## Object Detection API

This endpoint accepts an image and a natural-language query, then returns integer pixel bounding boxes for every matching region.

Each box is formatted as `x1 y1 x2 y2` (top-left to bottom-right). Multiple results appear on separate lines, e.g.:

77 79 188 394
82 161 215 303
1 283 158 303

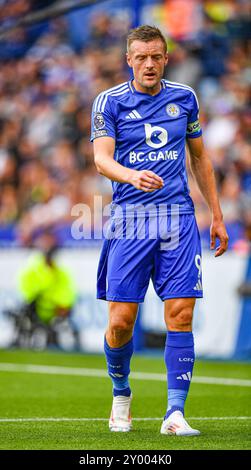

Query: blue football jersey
91 79 202 214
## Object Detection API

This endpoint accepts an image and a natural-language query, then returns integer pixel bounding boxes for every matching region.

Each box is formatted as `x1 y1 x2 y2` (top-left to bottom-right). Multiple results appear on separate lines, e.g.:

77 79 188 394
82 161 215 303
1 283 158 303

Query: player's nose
145 56 154 68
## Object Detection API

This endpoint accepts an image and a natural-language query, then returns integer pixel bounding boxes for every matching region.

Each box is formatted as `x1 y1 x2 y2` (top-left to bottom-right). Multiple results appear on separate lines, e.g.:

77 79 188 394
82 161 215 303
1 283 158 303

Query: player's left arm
187 135 229 257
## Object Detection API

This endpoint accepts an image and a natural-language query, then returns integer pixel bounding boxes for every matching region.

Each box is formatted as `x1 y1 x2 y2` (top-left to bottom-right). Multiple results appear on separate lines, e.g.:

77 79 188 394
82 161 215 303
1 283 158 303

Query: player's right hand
130 170 164 192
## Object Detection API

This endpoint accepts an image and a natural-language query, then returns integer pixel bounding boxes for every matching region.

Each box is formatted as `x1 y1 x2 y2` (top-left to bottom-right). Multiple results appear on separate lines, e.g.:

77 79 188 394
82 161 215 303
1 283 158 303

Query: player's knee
109 317 134 335
168 306 193 330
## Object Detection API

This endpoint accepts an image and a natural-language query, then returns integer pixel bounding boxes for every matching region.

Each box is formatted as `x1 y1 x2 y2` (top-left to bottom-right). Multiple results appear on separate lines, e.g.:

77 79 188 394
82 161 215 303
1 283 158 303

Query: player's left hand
210 219 229 257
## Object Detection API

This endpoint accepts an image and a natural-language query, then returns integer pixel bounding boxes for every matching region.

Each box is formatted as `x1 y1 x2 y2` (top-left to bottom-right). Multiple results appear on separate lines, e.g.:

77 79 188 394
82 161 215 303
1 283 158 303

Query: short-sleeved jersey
91 79 202 214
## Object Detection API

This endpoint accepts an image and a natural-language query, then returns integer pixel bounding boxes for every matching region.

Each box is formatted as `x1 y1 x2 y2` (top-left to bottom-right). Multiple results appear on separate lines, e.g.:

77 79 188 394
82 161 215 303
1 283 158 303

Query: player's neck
132 79 162 96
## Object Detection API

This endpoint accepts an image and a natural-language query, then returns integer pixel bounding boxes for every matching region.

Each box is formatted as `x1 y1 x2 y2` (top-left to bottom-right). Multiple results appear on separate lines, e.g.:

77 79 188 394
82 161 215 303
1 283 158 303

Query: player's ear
126 52 132 68
164 52 168 66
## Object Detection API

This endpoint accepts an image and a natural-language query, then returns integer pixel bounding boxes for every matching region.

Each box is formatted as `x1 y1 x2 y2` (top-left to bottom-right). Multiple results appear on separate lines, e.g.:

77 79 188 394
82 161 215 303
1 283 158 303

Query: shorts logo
166 103 180 117
195 254 202 276
193 254 202 291
94 112 105 130
144 123 168 149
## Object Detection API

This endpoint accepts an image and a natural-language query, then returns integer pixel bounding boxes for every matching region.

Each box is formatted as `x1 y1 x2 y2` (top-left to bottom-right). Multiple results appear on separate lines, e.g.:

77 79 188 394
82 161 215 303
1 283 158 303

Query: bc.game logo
144 123 168 149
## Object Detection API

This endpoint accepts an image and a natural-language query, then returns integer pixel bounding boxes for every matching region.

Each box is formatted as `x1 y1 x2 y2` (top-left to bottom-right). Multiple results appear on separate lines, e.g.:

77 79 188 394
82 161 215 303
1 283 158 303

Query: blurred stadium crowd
0 0 250 249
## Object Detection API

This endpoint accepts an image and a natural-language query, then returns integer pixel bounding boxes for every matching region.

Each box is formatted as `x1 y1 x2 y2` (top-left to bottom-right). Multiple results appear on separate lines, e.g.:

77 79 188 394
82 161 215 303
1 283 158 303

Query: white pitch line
0 417 250 423
0 363 250 387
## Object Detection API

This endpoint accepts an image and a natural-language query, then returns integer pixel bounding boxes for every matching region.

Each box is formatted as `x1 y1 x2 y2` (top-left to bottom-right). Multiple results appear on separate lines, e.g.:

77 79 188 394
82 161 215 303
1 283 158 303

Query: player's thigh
108 301 139 331
153 214 203 300
107 236 157 302
164 297 196 331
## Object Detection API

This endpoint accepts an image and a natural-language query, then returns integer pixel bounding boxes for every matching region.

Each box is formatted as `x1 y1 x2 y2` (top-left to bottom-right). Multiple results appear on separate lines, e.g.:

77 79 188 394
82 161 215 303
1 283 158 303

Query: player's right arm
94 136 164 192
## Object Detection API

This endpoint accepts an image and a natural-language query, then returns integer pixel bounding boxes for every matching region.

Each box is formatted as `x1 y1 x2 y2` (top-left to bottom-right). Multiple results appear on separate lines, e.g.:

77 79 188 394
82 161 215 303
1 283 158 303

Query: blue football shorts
97 213 203 302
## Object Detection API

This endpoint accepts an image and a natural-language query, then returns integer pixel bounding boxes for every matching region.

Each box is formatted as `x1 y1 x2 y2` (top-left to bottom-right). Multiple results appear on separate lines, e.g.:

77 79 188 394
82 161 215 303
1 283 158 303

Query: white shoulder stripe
164 79 194 91
100 88 129 112
95 85 129 113
164 80 199 108
94 83 128 112
95 84 128 112
94 82 128 112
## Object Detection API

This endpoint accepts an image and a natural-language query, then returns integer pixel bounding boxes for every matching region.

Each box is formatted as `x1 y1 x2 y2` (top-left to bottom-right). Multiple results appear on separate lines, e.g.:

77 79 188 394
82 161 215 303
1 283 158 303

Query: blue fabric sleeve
186 91 202 139
90 94 116 141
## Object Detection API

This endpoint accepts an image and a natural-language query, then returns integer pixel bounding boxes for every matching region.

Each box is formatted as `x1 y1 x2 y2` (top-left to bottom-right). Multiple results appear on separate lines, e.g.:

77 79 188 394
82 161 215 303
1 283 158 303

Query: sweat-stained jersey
91 79 202 214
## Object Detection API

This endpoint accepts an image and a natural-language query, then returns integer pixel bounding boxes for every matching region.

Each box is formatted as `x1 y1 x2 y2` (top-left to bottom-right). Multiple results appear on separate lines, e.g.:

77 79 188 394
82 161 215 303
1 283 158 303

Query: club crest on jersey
166 103 180 118
94 112 105 130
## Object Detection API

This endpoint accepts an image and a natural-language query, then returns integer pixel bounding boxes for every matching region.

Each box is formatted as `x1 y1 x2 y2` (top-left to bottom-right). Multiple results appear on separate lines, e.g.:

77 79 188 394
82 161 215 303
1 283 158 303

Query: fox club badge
94 112 106 130
166 103 180 118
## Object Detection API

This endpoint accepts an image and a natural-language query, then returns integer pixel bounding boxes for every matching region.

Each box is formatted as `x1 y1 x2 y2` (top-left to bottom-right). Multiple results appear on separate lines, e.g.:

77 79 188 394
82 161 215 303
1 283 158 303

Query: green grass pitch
0 349 250 450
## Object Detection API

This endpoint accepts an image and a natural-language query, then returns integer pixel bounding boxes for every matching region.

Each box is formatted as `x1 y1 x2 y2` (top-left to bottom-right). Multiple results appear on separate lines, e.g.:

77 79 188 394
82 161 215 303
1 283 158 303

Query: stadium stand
0 0 250 251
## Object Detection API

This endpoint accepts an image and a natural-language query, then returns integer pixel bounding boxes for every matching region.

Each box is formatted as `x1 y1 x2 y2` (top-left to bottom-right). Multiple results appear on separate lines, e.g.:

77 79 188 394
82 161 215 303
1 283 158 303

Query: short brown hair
127 25 167 53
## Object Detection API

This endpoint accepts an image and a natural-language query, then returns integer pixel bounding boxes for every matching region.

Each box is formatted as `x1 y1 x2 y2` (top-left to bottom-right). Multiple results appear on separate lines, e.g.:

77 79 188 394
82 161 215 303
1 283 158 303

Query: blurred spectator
0 0 250 250
15 232 77 348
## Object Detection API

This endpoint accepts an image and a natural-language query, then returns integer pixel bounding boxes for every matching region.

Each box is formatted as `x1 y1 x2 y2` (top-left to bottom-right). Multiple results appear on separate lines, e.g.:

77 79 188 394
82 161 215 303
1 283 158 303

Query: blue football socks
164 331 195 418
104 336 133 397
